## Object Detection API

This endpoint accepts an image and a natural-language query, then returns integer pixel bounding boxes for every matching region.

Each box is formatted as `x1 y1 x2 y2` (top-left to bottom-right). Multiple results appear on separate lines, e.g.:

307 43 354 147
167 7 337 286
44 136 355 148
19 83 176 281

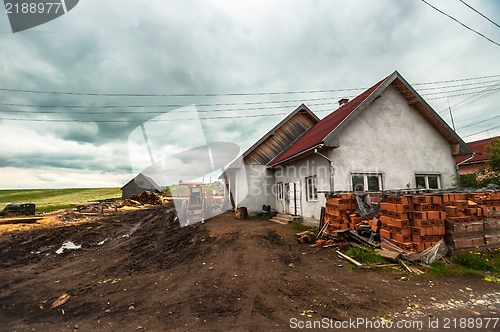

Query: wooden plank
0 217 43 224
374 249 401 261
348 230 379 248
399 259 413 273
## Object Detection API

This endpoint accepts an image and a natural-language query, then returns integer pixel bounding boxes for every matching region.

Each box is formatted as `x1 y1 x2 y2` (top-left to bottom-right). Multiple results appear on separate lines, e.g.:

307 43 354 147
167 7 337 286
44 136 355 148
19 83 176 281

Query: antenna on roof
447 99 456 132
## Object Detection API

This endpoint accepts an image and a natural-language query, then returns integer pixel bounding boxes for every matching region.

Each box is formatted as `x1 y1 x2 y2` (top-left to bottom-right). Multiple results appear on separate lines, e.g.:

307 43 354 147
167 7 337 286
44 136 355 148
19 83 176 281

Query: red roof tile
269 76 388 166
455 137 497 164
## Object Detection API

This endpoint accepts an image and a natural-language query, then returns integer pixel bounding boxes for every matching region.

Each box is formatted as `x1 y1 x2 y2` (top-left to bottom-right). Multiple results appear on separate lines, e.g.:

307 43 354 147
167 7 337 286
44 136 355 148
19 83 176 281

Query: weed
345 247 386 265
289 223 317 232
428 260 486 277
453 252 496 272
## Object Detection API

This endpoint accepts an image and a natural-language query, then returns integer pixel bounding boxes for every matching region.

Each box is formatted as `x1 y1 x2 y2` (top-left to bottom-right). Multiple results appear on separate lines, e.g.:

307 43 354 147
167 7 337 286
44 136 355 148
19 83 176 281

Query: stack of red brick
444 192 500 248
323 192 500 253
379 195 446 253
324 194 358 231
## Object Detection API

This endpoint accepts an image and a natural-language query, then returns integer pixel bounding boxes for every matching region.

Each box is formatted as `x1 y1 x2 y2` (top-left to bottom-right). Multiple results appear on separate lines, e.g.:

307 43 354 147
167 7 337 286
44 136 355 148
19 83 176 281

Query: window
277 182 284 200
351 174 382 192
306 176 318 201
415 174 440 189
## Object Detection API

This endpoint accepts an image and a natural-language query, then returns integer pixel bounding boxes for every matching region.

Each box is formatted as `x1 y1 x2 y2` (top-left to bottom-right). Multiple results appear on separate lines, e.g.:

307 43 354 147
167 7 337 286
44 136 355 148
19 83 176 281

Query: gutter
455 152 475 175
314 147 334 194
268 143 324 168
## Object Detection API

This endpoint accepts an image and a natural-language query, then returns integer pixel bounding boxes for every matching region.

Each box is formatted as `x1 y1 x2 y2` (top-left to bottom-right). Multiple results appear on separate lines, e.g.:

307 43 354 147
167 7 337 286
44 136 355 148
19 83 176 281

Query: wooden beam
450 143 460 155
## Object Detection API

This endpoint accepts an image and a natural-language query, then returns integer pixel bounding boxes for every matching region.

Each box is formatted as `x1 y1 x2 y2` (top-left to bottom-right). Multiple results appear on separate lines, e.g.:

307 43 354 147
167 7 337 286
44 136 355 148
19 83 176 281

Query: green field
0 188 122 213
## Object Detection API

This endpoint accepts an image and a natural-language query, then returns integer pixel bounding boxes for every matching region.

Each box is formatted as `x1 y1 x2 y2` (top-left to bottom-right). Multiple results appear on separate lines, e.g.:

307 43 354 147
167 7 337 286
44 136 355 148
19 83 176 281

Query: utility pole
447 99 456 132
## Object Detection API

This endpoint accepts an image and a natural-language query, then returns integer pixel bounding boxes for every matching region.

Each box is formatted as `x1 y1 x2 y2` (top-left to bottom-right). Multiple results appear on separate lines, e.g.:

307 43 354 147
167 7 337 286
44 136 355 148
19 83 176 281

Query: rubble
296 231 315 244
116 190 165 208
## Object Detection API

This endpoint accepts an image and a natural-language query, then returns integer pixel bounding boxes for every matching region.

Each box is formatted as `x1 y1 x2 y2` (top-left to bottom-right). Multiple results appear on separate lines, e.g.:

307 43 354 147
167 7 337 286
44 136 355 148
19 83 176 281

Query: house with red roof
221 71 472 224
455 137 497 174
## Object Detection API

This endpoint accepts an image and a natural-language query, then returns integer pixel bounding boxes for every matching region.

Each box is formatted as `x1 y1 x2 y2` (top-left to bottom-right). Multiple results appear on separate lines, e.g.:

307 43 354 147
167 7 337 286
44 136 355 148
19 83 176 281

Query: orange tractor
178 182 212 226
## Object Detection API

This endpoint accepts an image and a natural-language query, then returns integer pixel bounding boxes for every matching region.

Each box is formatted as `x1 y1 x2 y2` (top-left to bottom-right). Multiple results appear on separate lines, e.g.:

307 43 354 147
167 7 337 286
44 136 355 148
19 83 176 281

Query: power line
438 82 500 114
457 114 500 130
463 124 500 138
1 73 500 97
1 79 499 113
411 78 500 91
0 97 337 110
0 109 337 122
410 74 500 86
420 0 500 47
0 101 344 115
0 86 495 115
0 87 365 97
459 0 500 29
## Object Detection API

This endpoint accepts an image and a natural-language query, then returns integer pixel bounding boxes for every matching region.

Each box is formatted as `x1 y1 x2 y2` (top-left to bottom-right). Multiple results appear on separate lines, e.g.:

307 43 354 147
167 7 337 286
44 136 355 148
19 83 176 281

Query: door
288 181 301 216
283 182 295 214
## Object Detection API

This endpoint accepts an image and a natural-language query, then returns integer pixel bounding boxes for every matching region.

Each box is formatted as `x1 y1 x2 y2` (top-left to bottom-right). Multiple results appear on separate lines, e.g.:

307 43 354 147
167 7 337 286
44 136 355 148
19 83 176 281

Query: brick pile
324 194 357 231
379 195 446 254
323 192 500 253
444 192 500 249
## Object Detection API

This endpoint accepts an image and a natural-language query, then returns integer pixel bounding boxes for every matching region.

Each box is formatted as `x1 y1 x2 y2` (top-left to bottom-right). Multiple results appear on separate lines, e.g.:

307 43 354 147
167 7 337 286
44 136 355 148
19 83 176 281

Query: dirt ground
0 205 499 331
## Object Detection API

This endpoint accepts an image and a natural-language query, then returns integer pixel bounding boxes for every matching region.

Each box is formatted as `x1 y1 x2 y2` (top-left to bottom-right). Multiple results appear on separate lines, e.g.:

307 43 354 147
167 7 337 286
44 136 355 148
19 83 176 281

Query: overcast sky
0 0 499 189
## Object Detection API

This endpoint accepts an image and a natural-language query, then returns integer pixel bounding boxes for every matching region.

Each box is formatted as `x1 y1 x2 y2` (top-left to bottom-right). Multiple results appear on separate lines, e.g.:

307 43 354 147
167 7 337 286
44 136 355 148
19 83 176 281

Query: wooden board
0 217 44 224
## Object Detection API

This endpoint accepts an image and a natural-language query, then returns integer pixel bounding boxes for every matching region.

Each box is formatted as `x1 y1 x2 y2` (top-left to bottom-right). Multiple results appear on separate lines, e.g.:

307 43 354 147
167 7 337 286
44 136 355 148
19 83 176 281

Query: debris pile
296 231 315 244
57 211 90 223
117 190 164 207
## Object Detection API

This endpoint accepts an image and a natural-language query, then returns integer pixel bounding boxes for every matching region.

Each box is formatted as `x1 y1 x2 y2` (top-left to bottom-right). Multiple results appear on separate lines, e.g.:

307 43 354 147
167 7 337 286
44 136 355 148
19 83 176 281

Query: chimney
338 98 349 107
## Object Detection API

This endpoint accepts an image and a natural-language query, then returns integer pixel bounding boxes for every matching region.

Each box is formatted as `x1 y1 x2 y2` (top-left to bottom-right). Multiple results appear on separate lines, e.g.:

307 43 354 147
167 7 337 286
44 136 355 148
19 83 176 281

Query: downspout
455 152 475 178
314 148 334 194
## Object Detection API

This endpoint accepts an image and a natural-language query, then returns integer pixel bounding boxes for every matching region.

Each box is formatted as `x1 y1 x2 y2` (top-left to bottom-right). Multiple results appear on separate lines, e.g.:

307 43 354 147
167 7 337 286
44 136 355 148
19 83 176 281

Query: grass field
0 188 122 213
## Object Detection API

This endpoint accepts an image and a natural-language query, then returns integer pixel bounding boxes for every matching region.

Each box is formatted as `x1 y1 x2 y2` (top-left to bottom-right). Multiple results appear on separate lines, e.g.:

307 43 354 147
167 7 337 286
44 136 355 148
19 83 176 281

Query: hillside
0 188 122 212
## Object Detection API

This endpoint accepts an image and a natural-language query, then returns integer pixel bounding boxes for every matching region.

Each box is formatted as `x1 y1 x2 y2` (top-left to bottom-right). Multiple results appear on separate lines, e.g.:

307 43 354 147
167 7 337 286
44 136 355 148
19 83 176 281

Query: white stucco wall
231 164 275 215
273 154 328 221
329 86 457 191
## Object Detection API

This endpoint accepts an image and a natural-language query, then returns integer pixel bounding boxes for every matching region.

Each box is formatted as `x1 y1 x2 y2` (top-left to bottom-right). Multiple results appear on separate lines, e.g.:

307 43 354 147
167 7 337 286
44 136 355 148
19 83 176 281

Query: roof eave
240 103 319 160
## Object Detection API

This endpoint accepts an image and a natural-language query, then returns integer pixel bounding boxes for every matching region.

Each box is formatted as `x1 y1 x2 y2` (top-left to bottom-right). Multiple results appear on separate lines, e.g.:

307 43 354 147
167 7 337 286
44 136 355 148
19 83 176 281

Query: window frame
415 174 441 189
306 176 318 201
277 182 284 200
351 173 383 192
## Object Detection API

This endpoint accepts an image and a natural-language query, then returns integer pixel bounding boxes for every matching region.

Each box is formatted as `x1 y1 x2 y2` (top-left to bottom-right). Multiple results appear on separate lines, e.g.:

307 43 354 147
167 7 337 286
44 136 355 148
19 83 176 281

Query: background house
456 137 497 174
121 173 163 199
